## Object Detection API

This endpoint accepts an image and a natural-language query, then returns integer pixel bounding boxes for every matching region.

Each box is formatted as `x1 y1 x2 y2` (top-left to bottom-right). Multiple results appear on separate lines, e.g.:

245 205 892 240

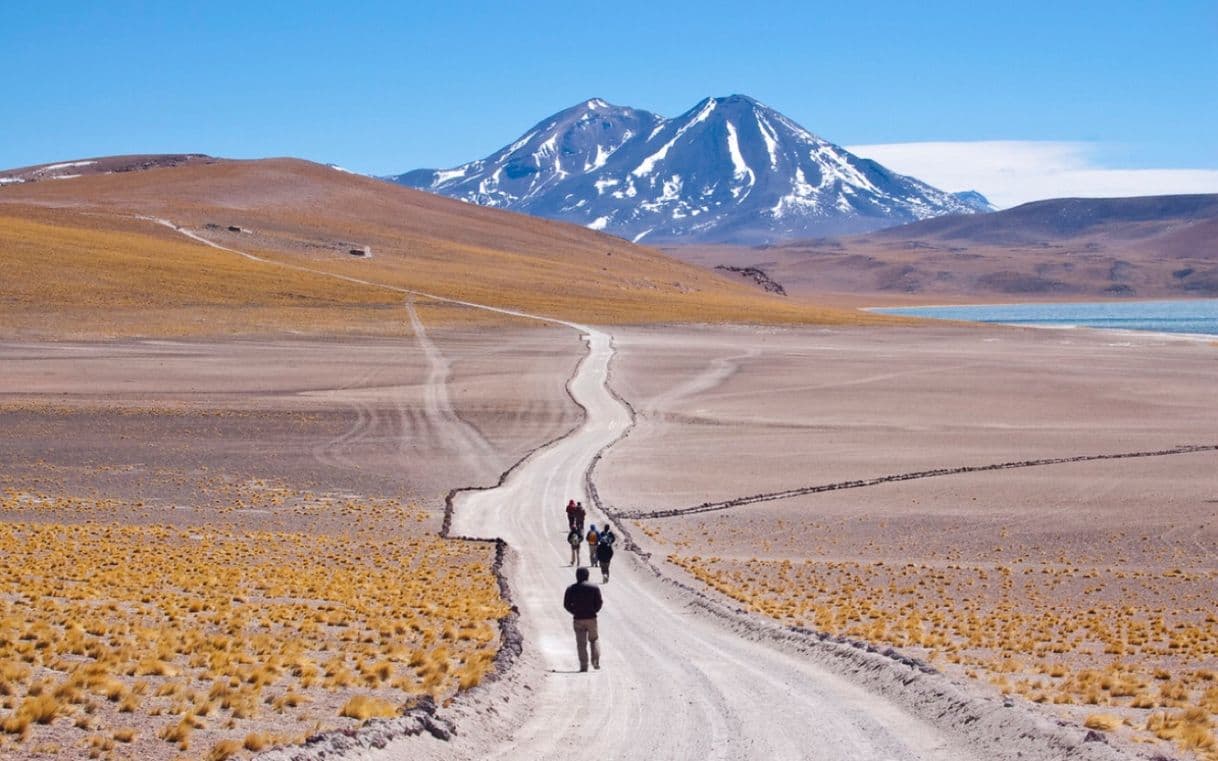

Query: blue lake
872 299 1218 337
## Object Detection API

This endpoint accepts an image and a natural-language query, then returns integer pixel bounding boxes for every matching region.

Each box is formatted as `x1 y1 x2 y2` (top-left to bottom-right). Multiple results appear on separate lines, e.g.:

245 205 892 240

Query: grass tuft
339 695 398 722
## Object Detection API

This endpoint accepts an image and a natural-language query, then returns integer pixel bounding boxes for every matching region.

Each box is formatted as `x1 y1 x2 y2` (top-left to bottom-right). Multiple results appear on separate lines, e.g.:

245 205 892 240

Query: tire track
149 216 555 478
619 444 1218 520
310 364 384 472
406 297 503 473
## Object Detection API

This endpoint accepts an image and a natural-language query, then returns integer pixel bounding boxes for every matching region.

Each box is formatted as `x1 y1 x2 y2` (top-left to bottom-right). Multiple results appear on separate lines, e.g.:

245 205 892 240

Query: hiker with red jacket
565 499 578 531
563 567 603 671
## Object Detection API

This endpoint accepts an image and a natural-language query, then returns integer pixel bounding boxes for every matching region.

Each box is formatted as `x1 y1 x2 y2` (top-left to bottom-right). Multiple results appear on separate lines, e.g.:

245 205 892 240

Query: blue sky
2 1 1216 204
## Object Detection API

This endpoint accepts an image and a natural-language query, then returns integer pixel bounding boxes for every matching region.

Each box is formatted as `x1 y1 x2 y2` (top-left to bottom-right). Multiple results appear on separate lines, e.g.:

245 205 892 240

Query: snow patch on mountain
724 122 755 199
41 160 96 172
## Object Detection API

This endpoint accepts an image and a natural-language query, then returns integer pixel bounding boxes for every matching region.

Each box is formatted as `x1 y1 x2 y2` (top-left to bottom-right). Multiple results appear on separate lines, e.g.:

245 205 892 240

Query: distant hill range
387 95 980 244
664 194 1218 300
0 154 874 339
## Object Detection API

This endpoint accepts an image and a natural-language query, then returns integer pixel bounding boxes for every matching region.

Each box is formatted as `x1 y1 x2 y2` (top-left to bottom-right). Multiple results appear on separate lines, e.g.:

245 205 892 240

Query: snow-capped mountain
953 190 997 213
388 95 978 244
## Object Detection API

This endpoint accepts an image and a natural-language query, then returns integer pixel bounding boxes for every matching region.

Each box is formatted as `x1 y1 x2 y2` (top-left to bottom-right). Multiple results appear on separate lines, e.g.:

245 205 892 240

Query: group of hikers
564 499 615 582
562 498 612 672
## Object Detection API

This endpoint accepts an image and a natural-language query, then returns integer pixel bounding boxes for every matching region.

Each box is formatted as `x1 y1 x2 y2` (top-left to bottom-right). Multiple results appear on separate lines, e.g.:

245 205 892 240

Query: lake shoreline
868 298 1218 340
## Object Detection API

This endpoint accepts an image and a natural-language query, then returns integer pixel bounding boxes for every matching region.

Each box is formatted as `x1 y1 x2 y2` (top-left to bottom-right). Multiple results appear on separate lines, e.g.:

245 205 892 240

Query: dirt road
385 322 1139 761
150 220 1134 760
438 328 975 760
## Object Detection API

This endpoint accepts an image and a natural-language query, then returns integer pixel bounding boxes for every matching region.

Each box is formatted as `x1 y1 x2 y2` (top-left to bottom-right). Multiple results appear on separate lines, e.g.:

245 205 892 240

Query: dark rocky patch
714 265 786 295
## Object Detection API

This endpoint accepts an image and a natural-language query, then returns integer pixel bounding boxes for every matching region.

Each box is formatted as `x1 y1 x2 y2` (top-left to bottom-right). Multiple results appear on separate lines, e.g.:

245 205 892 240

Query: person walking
567 526 582 566
573 502 586 532
586 524 600 568
563 567 602 671
565 499 578 531
596 535 614 583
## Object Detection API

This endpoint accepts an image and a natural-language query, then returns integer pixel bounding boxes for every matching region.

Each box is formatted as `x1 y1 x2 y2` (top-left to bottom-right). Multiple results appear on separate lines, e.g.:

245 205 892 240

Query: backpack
602 530 616 547
567 530 581 547
586 529 599 545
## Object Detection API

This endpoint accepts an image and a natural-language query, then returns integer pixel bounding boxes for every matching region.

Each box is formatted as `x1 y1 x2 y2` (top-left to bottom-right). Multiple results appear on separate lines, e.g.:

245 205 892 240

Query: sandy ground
0 329 582 517
598 324 1217 513
594 323 1217 757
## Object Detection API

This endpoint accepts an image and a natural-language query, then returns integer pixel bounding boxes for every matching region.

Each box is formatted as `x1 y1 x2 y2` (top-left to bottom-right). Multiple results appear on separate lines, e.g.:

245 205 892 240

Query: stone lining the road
618 444 1218 520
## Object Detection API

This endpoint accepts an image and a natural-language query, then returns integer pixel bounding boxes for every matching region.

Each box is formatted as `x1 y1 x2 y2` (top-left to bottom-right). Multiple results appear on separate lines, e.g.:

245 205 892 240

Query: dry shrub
272 692 308 711
243 731 272 751
1146 708 1216 753
339 695 398 721
1083 714 1123 731
2 694 60 733
207 738 243 761
159 717 193 745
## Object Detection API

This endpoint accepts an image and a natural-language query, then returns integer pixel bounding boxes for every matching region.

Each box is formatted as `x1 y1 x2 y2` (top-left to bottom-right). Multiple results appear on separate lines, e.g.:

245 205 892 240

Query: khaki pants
573 618 599 670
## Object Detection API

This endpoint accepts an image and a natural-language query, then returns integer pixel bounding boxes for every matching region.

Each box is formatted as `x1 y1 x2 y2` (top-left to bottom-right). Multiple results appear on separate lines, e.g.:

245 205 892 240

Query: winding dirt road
151 219 1134 761
442 327 978 761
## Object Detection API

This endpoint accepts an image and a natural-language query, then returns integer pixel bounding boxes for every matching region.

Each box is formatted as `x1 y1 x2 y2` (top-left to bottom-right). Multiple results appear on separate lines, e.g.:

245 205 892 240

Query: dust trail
149 216 560 476
620 444 1218 519
310 365 381 472
143 217 262 261
643 349 758 413
406 297 502 472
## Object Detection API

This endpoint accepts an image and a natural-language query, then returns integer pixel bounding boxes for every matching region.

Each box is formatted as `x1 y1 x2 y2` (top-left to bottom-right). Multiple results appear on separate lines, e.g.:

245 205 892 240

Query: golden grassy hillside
0 208 421 339
0 158 891 337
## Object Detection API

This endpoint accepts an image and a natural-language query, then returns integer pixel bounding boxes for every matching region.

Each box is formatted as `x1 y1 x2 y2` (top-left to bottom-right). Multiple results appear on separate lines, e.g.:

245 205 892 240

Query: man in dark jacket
596 538 614 583
562 567 603 671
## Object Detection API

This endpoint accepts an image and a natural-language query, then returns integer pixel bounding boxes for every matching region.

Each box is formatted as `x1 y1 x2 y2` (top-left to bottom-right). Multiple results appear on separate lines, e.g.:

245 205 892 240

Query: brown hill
0 157 885 338
0 154 218 184
663 194 1218 304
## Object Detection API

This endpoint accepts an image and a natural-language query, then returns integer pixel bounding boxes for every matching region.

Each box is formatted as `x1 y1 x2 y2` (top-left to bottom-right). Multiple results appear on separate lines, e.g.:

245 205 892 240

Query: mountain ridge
660 192 1218 301
387 95 978 244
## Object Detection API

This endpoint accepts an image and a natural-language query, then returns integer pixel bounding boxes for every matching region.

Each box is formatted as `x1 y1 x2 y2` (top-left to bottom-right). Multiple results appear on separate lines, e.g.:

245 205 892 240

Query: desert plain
2 160 1217 760
4 319 1216 759
598 323 1218 757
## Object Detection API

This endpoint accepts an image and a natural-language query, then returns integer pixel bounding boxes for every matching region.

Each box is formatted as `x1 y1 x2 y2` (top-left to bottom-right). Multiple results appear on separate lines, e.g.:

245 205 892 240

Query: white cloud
845 140 1218 209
